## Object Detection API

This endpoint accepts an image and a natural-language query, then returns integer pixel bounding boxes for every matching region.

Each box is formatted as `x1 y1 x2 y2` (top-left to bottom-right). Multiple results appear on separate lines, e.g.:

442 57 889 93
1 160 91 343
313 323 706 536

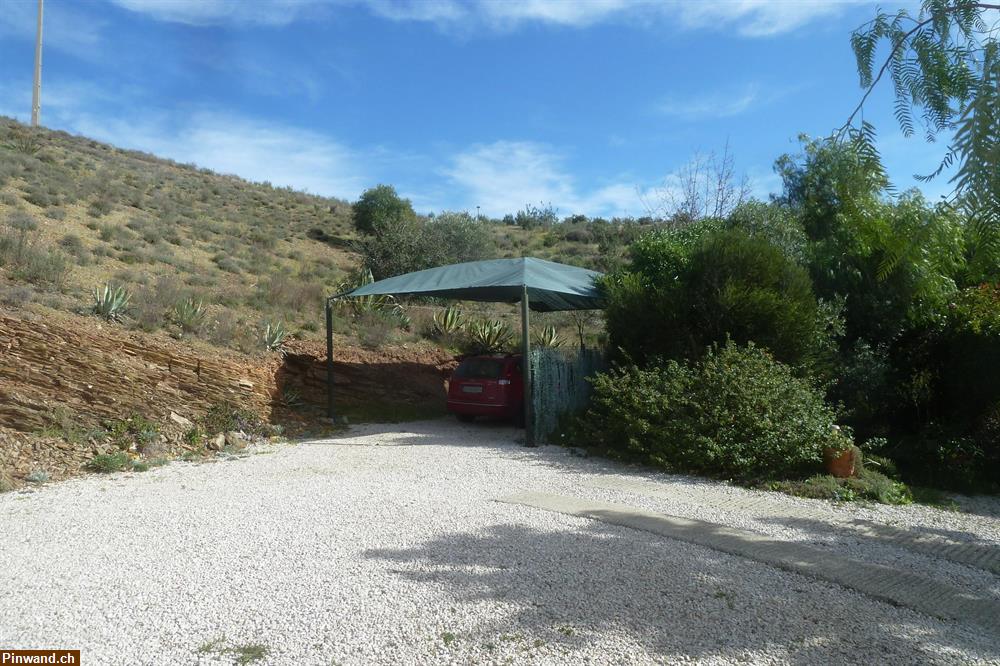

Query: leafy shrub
770 468 912 504
0 212 72 289
92 283 131 322
104 414 159 452
87 452 130 473
604 228 825 369
573 341 845 483
255 274 324 313
884 283 1000 491
356 211 495 280
0 284 33 307
422 211 496 266
199 403 270 438
58 233 91 265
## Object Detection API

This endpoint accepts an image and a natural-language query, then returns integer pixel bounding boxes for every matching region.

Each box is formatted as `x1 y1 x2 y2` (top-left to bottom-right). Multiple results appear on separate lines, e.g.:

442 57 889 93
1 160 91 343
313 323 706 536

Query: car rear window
454 358 505 380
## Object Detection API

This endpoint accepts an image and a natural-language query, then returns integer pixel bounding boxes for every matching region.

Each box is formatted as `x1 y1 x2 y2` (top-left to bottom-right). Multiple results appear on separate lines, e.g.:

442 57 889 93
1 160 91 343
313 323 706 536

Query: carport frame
324 258 604 448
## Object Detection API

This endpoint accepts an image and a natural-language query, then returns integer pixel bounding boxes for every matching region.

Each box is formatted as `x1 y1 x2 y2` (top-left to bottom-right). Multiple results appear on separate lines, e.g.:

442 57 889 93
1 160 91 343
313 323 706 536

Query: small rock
207 434 226 451
169 411 193 429
223 431 247 450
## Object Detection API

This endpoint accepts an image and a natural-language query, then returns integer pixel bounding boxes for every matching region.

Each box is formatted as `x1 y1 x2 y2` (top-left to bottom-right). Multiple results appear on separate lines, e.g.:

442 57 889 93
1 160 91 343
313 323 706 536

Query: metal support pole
31 0 43 127
325 297 335 419
521 286 534 447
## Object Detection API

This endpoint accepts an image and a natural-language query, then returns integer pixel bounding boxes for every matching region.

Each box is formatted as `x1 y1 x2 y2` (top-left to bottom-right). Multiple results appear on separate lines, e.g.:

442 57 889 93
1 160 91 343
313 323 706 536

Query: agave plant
467 319 514 353
173 298 207 334
337 267 410 327
262 320 286 352
432 306 465 336
532 325 564 348
92 283 131 322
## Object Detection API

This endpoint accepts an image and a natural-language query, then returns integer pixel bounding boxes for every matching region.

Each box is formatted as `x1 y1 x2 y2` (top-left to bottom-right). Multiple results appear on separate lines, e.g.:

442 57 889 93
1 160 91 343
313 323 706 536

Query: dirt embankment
0 309 455 484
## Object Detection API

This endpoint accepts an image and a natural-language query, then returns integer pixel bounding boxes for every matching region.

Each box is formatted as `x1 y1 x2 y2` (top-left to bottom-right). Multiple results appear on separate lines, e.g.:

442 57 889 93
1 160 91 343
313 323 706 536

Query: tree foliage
603 225 826 370
778 139 966 344
845 0 1000 273
355 210 495 280
351 184 416 235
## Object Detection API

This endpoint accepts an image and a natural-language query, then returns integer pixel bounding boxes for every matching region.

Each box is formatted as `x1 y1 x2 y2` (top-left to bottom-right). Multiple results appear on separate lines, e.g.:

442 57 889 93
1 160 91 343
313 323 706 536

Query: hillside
0 117 618 350
0 116 362 346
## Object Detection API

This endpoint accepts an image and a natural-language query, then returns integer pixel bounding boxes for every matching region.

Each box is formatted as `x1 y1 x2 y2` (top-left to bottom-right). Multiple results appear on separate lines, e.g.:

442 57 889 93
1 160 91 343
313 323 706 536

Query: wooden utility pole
31 0 44 127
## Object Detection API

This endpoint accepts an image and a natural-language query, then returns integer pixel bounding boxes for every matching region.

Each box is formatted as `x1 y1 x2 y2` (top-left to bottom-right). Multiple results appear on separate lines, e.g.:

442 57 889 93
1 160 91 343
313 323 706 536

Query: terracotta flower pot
824 446 857 478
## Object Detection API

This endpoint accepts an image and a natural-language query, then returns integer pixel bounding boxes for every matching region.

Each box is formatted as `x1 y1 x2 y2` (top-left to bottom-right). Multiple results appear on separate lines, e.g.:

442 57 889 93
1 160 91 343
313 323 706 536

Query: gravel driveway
2 419 998 665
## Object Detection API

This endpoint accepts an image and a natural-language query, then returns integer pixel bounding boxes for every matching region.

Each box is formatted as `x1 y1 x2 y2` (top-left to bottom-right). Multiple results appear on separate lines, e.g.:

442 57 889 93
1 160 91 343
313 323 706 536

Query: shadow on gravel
365 521 999 663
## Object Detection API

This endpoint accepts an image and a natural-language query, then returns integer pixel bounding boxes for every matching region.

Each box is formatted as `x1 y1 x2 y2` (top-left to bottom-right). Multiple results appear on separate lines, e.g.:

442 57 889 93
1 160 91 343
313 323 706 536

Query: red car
446 354 524 424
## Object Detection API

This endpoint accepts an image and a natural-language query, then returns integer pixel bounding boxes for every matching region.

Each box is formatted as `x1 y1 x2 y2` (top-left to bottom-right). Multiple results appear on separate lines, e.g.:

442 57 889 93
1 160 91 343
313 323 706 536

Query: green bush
574 341 844 483
885 283 1000 491
104 414 159 452
352 184 415 235
604 228 826 370
684 230 821 367
770 468 912 504
199 403 270 438
87 452 130 473
356 210 496 280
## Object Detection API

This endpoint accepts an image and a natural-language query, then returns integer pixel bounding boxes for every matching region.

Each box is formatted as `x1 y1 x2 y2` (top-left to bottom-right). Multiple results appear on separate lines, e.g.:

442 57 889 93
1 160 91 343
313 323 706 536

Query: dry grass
0 117 607 352
0 117 356 350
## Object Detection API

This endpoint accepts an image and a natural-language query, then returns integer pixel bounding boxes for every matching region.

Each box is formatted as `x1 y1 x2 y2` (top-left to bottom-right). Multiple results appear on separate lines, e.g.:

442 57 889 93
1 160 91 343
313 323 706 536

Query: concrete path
590 477 1000 574
502 491 1000 634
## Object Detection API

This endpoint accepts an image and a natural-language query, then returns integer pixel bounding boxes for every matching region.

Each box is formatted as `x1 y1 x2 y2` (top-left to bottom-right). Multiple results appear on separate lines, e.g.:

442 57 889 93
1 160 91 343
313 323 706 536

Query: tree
351 185 415 235
642 140 751 223
355 211 497 280
422 212 495 267
844 0 1000 276
778 138 966 344
603 226 826 370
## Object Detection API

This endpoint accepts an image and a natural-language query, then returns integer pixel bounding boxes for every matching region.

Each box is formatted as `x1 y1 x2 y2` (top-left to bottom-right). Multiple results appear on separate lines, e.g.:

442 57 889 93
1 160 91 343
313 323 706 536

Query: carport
325 257 604 446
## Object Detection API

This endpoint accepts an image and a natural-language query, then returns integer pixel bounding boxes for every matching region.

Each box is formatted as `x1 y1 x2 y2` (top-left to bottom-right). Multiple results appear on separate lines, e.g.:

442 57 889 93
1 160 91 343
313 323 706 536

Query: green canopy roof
346 257 604 311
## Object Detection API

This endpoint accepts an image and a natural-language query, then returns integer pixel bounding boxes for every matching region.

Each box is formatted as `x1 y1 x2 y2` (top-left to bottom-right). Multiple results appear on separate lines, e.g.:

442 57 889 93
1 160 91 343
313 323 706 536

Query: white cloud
443 141 648 217
364 0 866 35
105 0 865 36
107 0 321 26
670 0 864 38
73 112 365 198
657 85 762 120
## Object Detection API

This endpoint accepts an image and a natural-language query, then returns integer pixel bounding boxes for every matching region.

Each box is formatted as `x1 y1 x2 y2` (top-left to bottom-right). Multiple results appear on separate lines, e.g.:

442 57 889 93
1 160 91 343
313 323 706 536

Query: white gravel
1 419 998 665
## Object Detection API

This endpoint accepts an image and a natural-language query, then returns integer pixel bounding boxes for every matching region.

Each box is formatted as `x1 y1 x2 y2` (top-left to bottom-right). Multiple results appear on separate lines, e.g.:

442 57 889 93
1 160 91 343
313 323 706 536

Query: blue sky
0 0 952 217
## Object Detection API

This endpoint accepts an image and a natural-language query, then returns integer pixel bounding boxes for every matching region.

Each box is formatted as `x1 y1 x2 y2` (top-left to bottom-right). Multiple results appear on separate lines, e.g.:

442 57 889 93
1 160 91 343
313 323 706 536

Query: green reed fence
530 347 607 444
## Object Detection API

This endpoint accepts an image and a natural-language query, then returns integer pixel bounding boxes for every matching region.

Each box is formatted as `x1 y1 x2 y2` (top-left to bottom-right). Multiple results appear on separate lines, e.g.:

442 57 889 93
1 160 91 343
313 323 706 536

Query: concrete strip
501 491 1000 633
589 477 1000 575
